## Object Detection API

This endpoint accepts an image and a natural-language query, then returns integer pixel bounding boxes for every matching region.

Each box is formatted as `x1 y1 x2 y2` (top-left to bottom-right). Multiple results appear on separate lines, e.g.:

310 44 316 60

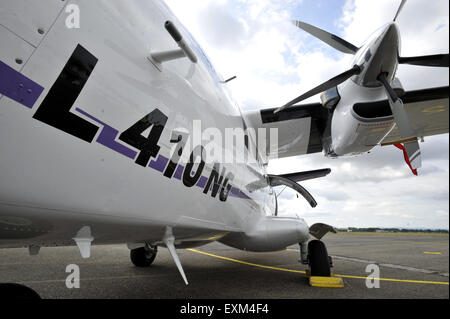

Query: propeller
394 1 449 67
399 54 449 67
292 20 358 55
393 0 407 22
274 65 361 114
377 72 421 170
277 0 448 115
377 73 415 139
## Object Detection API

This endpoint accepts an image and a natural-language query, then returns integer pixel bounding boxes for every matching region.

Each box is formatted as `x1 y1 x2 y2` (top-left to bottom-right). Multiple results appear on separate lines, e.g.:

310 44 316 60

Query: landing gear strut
130 245 157 267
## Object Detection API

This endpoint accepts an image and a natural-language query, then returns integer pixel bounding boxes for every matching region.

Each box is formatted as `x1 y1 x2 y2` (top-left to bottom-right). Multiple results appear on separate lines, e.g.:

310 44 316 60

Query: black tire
130 247 157 267
308 240 331 276
0 283 41 299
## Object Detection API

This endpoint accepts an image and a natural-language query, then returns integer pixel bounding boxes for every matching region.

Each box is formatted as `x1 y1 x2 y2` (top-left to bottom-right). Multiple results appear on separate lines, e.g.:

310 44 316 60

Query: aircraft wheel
308 240 331 276
130 246 157 267
0 283 41 299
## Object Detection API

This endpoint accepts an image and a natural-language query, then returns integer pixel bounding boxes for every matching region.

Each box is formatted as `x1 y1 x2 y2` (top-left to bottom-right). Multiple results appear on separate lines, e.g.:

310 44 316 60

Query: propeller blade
378 73 416 139
387 98 416 139
393 0 407 22
399 54 449 67
274 65 361 114
292 20 359 54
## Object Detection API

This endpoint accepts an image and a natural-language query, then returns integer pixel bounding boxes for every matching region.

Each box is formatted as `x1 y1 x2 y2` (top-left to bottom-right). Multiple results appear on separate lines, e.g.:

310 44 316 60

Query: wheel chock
309 276 344 288
305 269 335 278
305 269 344 287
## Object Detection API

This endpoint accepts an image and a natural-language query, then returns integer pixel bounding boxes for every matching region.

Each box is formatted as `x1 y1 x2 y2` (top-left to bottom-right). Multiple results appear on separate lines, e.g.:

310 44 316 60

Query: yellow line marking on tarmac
188 249 449 286
424 252 442 255
188 249 306 274
16 273 173 285
422 105 447 114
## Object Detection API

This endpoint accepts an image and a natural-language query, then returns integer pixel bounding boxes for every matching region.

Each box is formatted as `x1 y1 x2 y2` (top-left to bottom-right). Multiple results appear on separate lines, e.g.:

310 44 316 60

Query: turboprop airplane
0 0 448 298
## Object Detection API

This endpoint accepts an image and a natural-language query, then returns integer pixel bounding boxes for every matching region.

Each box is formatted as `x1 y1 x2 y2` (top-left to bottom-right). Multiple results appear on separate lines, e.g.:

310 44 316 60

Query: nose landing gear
308 240 331 277
301 239 344 288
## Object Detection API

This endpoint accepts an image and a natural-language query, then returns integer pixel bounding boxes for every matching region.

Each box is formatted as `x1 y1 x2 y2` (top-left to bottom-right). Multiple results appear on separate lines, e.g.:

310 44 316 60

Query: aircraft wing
244 103 328 161
245 87 448 162
275 168 331 183
381 86 449 144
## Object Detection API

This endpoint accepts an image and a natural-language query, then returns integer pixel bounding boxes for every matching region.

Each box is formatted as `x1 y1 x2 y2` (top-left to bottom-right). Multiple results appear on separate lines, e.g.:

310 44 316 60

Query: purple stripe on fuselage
76 108 137 159
96 125 137 159
196 176 208 188
0 60 256 203
173 164 184 180
149 155 169 172
0 60 44 108
230 187 251 199
72 108 251 200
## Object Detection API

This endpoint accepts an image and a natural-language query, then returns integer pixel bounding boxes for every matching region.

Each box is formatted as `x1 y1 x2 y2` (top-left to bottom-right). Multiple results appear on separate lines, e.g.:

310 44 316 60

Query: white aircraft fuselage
0 0 309 253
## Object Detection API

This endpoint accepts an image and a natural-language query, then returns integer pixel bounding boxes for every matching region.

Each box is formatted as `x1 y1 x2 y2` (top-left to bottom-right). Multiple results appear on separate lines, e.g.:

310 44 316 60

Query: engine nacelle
326 80 397 156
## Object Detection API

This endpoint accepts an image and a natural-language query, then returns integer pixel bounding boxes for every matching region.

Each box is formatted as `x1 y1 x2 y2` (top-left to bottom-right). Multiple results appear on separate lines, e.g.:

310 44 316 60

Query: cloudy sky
164 0 449 229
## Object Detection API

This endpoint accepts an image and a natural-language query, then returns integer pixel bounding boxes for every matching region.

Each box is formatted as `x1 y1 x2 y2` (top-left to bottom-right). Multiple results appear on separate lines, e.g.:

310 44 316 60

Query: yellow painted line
422 105 447 114
424 252 442 255
188 249 449 286
188 249 306 274
16 273 172 285
332 274 448 285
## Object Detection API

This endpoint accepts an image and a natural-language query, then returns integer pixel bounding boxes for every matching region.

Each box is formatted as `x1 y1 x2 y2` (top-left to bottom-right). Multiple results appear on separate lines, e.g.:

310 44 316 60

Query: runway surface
0 232 448 299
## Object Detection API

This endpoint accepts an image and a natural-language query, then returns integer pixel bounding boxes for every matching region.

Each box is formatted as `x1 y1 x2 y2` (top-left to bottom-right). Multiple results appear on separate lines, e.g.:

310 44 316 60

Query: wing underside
381 86 449 144
244 103 328 160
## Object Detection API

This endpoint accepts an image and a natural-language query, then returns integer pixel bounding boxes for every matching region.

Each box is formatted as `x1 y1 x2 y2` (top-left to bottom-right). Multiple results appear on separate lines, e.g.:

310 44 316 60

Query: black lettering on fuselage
183 145 205 187
33 44 99 142
203 163 223 197
219 172 234 202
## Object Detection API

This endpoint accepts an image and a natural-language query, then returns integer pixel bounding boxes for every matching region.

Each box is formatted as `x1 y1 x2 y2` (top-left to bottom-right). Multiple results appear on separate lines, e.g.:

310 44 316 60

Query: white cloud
436 210 449 217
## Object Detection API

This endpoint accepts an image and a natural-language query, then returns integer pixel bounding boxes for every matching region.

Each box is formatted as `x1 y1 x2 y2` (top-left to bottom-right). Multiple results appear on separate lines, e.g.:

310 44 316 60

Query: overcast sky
164 0 449 229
